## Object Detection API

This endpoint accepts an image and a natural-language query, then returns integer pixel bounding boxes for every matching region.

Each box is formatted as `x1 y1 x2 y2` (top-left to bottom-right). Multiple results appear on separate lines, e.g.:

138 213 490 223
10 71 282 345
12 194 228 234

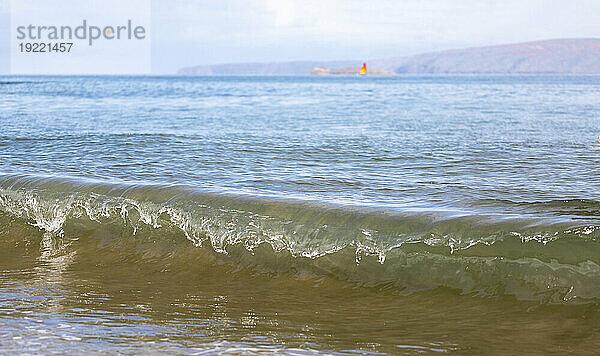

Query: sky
2 0 600 74
150 0 600 73
0 0 8 72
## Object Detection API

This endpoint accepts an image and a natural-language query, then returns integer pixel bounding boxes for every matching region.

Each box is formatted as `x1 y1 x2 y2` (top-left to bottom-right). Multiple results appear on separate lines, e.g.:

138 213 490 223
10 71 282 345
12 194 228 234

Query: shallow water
1 75 600 354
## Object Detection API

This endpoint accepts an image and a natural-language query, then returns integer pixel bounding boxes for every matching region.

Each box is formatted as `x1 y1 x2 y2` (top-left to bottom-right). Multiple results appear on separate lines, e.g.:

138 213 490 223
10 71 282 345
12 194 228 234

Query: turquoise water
1 75 600 354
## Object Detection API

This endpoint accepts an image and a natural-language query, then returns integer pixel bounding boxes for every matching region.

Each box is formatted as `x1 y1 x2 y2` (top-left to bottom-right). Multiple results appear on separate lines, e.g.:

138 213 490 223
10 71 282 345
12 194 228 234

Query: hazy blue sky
150 0 600 73
0 0 8 73
2 0 600 74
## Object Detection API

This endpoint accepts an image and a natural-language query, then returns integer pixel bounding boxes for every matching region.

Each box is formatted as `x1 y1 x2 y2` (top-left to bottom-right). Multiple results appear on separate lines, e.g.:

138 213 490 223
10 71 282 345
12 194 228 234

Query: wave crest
1 174 600 304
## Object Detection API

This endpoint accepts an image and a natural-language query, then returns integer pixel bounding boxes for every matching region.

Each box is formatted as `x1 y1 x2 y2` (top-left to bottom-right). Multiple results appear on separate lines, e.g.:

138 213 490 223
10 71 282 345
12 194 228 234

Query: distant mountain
177 38 600 75
390 38 600 74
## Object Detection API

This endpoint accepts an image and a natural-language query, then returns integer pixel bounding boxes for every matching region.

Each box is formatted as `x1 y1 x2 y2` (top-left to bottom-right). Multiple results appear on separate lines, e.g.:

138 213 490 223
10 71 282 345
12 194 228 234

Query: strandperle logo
16 20 146 46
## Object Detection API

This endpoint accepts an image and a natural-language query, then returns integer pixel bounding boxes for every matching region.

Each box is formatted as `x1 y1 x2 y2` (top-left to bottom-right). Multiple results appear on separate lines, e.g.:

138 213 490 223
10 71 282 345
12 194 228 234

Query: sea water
1 75 600 354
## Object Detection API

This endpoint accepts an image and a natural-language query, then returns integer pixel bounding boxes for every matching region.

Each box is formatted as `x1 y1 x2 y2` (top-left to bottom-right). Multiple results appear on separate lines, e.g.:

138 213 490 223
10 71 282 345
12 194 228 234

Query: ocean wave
1 174 599 304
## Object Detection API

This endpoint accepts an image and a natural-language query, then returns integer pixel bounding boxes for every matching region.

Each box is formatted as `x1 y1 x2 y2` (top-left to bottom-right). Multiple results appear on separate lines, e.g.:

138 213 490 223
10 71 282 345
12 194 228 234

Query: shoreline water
1 75 600 353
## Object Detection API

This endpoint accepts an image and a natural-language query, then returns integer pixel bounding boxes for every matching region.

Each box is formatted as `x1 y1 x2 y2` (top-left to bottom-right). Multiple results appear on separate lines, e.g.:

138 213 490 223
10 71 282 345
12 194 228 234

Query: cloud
266 0 295 27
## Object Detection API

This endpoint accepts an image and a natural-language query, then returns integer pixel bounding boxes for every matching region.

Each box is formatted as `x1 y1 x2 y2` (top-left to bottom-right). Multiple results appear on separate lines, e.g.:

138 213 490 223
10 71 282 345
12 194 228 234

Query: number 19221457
19 43 73 53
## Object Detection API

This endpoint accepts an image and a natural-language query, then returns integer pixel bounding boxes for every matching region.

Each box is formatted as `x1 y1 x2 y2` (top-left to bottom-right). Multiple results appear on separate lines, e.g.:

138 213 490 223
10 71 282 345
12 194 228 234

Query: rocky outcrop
309 66 396 75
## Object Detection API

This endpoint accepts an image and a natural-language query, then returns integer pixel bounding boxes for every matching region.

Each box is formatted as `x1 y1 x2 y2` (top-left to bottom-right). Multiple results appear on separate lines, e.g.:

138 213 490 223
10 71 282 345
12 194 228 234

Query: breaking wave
1 174 599 304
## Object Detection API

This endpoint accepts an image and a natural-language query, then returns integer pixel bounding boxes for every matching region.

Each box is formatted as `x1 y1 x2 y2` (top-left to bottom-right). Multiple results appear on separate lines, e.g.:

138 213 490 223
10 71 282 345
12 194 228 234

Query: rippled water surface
1 75 600 354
